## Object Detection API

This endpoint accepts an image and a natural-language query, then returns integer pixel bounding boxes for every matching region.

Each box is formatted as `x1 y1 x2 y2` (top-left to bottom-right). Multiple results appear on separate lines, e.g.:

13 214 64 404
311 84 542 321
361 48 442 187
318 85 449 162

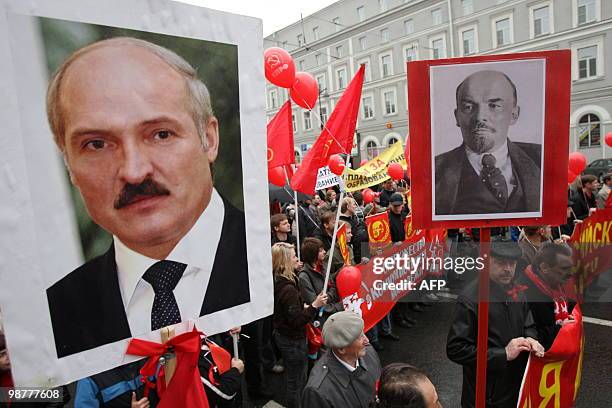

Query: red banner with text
517 305 584 408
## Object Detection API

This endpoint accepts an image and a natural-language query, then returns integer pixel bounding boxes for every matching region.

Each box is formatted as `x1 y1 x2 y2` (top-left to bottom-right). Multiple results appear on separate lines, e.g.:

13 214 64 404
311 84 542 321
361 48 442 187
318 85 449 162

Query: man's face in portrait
454 71 520 154
59 44 219 256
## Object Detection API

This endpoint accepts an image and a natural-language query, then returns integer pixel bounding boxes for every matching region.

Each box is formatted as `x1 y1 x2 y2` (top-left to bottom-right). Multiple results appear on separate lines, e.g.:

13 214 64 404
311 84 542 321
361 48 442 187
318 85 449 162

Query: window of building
379 0 388 12
333 17 341 32
380 53 393 77
404 19 414 35
312 26 319 41
297 34 304 46
299 60 305 71
366 140 379 159
336 45 343 57
405 45 417 62
336 67 347 89
316 74 326 91
362 96 374 119
577 0 596 25
432 8 442 25
319 105 328 129
462 0 473 16
381 28 390 43
577 45 598 79
462 29 475 55
316 53 323 66
269 90 278 109
430 37 445 59
357 6 365 22
383 89 397 115
292 113 297 132
359 36 367 50
578 113 600 147
303 111 312 130
387 137 398 146
533 6 550 37
494 16 512 47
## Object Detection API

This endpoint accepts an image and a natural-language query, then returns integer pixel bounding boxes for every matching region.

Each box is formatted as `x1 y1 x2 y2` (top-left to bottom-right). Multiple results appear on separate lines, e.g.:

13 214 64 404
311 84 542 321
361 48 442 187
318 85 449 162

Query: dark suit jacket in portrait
46 198 250 358
435 141 541 216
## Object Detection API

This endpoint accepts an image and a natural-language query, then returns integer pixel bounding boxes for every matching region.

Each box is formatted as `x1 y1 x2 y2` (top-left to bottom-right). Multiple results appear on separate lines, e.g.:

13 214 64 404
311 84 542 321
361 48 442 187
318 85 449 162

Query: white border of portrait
0 0 269 386
429 59 546 221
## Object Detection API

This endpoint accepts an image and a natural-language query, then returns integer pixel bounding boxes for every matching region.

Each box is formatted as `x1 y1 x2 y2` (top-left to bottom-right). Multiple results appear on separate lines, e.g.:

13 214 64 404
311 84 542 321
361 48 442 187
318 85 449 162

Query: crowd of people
0 171 610 407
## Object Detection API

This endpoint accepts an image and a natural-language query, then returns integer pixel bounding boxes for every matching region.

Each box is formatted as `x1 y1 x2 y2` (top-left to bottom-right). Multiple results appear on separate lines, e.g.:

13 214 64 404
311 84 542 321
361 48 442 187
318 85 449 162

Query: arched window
387 137 398 146
366 140 379 159
578 114 600 148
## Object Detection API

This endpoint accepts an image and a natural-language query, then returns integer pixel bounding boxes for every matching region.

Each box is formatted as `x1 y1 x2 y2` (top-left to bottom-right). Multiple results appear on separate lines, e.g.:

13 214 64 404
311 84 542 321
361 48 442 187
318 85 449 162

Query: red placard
408 50 570 229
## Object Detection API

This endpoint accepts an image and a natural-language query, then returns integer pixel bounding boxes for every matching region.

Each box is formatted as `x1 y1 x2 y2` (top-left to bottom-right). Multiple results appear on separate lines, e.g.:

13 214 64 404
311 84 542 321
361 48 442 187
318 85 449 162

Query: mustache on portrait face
473 122 495 132
114 178 170 209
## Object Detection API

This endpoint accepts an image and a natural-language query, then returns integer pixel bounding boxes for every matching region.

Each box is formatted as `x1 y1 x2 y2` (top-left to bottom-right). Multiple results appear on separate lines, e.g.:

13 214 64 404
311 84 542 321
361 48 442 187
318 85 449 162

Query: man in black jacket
520 242 575 350
447 239 544 408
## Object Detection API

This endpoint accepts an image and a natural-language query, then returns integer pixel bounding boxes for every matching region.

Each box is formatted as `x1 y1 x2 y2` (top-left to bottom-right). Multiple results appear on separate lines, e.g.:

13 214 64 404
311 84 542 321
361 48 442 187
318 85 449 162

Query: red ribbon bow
506 284 528 301
126 328 209 408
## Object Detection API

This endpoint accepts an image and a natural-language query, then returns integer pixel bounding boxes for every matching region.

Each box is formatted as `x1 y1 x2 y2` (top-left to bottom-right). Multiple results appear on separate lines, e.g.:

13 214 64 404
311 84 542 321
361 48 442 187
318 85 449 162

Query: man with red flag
291 65 365 195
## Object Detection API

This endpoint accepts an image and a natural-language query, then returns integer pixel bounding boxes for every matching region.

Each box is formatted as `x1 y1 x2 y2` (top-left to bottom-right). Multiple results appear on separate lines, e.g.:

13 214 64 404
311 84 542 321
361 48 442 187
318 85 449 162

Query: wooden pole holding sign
160 326 177 386
475 228 490 408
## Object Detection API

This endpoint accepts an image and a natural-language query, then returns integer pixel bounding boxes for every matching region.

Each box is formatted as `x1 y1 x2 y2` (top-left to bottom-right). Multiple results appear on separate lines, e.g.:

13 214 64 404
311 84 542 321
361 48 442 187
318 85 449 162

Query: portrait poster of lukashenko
0 0 271 387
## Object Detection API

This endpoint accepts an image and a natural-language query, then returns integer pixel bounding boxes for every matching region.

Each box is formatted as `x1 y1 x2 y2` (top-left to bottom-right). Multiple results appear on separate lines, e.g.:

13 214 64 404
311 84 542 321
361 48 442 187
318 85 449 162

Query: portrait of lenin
433 67 543 218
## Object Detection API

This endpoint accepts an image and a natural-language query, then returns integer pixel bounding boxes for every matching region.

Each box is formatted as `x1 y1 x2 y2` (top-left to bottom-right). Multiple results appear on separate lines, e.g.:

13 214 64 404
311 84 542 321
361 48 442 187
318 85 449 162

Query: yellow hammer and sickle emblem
267 148 274 162
372 221 384 239
322 138 334 159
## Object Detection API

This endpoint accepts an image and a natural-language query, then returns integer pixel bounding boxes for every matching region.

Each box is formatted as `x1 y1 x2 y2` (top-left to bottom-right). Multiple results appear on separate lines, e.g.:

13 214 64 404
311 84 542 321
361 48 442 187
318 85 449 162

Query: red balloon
290 72 318 109
264 47 296 88
606 132 612 147
328 154 345 175
567 170 577 185
336 266 362 298
568 152 587 175
362 188 374 204
388 163 404 181
268 166 286 187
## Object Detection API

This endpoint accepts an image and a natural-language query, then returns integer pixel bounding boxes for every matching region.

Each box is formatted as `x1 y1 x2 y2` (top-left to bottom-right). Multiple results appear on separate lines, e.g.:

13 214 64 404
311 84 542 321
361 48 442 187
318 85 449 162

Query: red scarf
506 284 528 301
524 265 570 323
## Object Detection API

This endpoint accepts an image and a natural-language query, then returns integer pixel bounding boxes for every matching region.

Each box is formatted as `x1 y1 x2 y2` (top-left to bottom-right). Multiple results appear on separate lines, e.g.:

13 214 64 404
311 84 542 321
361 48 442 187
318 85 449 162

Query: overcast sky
178 0 338 36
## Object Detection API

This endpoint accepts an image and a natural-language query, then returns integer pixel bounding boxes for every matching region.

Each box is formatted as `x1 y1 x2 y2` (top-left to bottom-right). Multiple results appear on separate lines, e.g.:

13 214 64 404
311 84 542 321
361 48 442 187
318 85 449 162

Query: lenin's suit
47 198 250 358
435 141 541 215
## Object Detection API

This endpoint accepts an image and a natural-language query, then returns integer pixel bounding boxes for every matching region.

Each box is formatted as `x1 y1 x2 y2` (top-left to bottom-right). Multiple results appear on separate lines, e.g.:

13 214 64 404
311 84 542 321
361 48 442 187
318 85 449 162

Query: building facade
264 0 612 166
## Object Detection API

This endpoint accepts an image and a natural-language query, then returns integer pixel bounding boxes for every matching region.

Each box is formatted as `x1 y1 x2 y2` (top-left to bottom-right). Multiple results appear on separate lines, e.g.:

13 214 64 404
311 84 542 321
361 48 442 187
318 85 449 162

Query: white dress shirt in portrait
114 188 225 337
465 142 516 196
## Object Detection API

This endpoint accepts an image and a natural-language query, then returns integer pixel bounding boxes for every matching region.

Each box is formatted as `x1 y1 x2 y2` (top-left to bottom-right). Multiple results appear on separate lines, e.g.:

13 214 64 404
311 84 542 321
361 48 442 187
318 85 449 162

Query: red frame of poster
407 50 571 229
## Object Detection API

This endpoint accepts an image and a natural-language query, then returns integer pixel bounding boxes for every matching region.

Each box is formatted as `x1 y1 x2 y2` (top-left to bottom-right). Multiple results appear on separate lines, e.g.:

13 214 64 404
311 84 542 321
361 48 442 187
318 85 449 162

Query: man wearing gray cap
303 311 381 408
446 238 545 408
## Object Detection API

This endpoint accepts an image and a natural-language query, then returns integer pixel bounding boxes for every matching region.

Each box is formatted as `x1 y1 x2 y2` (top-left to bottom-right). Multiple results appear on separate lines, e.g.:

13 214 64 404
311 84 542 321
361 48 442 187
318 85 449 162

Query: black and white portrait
0 0 270 387
430 59 545 220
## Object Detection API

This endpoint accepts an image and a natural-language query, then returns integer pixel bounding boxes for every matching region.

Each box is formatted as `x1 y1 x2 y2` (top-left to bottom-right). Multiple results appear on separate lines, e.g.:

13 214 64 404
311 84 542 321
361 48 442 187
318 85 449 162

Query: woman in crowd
298 238 342 328
272 243 328 408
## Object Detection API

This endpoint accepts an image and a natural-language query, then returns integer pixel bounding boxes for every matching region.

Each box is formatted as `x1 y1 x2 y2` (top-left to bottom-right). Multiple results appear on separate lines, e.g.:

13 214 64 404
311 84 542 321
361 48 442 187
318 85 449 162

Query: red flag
267 100 294 169
365 212 391 244
291 65 365 194
336 223 351 265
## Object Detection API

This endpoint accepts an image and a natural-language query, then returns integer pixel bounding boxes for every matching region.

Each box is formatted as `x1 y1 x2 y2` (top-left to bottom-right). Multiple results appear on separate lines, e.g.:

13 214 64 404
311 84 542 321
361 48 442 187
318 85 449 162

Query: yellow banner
345 141 407 192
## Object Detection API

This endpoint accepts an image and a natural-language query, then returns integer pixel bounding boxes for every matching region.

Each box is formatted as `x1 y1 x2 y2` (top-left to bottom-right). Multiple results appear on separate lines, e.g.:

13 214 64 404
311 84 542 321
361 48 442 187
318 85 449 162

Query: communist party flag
517 305 584 407
366 211 391 243
291 65 365 194
404 214 416 241
336 222 351 265
267 100 294 169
